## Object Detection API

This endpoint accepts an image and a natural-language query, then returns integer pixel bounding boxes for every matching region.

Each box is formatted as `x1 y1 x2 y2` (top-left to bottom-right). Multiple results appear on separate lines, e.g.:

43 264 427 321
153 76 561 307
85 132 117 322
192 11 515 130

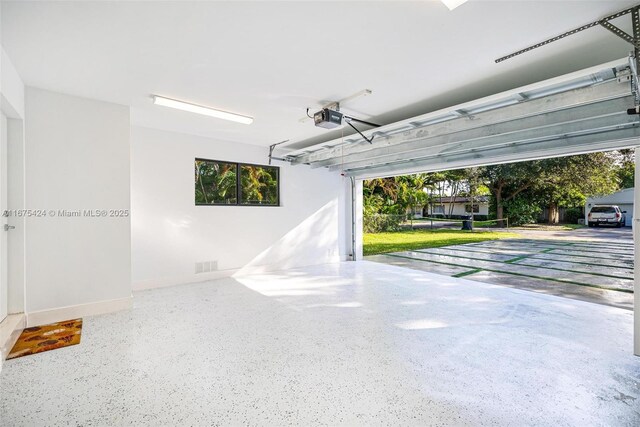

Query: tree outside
195 160 279 206
364 149 635 231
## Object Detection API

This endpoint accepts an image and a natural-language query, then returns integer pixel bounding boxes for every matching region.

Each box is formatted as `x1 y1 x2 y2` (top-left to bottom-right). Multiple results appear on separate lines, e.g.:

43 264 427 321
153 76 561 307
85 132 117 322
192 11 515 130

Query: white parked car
587 205 626 228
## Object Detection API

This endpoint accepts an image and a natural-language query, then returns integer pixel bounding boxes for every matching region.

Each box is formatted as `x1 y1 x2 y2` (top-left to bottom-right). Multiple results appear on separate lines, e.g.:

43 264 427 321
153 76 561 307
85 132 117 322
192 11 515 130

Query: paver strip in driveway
367 238 634 309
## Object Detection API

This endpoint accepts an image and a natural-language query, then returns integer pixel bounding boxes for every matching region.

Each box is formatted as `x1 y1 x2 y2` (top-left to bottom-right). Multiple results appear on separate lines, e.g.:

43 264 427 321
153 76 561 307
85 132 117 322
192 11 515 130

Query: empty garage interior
1 1 640 425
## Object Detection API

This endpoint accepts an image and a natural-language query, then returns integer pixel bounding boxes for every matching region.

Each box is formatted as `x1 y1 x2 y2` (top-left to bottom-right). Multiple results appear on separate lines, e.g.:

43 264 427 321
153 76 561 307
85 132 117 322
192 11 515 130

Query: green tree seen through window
195 159 279 206
240 165 279 205
195 160 237 205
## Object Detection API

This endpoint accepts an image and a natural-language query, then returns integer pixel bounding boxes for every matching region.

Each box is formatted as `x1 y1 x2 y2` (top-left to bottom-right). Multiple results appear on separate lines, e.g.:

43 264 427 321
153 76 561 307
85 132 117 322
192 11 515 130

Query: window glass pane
240 164 279 205
195 159 237 205
591 206 615 213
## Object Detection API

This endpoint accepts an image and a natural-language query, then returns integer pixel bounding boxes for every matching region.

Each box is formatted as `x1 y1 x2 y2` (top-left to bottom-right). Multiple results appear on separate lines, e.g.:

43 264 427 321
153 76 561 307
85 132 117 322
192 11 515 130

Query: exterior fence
364 214 510 233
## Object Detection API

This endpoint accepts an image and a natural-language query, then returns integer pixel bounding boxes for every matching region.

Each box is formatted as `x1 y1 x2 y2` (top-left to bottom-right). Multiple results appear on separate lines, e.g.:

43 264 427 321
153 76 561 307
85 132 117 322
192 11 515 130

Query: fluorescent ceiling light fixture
440 0 468 11
152 95 253 124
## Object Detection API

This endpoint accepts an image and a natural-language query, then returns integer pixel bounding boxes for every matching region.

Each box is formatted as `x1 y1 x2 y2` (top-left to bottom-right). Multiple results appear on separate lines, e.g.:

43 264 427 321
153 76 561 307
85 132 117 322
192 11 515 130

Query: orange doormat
7 318 82 360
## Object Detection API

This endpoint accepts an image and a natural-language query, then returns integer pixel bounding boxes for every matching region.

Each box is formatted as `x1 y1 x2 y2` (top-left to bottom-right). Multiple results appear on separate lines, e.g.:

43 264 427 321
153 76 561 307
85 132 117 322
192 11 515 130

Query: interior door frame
0 108 26 319
0 112 7 322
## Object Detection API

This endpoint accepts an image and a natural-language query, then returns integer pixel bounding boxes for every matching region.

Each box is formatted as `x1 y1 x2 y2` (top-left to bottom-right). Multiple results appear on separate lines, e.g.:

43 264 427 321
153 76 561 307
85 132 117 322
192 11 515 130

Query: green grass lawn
363 229 520 256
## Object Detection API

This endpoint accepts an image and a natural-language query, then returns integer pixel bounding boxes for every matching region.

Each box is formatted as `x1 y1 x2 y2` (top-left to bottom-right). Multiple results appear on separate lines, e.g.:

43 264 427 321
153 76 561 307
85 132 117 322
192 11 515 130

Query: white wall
131 126 347 289
1 47 25 120
24 88 131 323
354 179 363 260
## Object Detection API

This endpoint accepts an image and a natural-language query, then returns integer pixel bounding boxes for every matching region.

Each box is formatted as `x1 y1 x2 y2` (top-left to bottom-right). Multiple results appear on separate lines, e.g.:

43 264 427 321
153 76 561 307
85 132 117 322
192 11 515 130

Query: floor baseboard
26 296 132 327
133 257 347 291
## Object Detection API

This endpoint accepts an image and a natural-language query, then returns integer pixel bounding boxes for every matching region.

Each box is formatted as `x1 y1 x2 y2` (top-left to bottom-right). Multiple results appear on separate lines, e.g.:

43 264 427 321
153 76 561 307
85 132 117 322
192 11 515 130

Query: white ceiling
2 0 639 149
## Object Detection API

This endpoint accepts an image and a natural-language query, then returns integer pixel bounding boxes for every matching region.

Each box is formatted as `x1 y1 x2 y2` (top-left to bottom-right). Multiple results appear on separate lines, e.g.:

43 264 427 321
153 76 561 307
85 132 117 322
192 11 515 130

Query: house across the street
425 196 490 219
585 188 634 226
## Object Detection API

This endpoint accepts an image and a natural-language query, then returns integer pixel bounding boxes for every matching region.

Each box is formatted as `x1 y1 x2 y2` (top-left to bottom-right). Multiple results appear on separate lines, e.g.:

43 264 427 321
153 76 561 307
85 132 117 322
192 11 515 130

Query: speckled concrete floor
1 261 639 426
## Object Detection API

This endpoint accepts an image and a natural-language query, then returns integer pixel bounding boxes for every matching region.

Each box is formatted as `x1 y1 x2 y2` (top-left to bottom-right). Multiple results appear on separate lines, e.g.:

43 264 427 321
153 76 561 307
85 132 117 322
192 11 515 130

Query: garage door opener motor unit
312 105 380 144
314 108 343 129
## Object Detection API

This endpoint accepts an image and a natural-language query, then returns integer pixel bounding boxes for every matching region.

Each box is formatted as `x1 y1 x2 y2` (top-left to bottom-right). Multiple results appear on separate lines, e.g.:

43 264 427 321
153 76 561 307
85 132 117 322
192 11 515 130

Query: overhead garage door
284 58 639 179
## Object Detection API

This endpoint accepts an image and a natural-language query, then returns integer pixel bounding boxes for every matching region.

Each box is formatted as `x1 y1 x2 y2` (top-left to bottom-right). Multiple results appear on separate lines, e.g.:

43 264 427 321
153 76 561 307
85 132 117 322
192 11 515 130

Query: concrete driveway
368 234 634 310
511 226 633 242
406 222 634 242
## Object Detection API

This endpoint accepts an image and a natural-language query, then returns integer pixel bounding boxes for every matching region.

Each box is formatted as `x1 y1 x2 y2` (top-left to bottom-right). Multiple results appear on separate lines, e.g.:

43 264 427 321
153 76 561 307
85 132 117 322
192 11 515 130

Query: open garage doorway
284 58 640 356
361 150 636 311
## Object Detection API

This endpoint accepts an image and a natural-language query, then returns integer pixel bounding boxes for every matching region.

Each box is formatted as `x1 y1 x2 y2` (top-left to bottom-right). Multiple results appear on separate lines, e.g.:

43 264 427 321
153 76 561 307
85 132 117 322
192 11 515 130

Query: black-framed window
195 158 279 206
